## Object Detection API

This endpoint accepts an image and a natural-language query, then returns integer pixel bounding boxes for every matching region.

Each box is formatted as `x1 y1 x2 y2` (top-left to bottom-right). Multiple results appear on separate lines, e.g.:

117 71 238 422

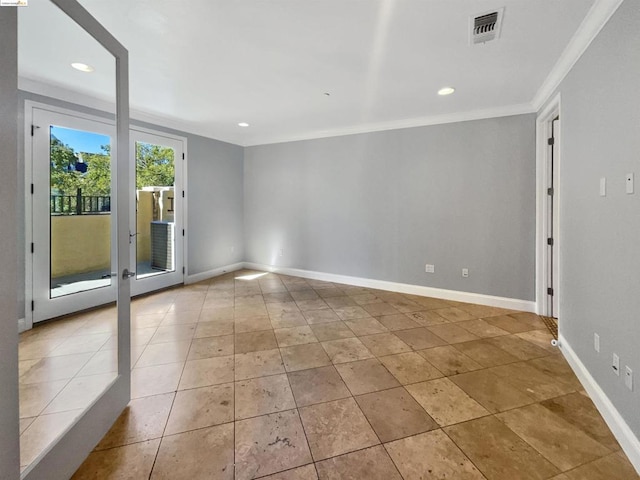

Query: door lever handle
122 269 136 280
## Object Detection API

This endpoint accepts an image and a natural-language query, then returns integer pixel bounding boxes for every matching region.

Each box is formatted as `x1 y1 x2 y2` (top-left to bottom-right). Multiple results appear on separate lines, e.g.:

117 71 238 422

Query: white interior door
31 106 117 322
129 129 185 296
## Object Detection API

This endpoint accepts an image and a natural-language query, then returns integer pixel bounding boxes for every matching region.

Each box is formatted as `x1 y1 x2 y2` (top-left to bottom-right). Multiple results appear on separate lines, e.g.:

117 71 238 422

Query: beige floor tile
486 335 550 360
299 398 379 461
444 415 560 480
303 309 341 325
432 307 476 322
450 369 535 413
350 293 383 305
188 335 234 360
358 333 411 356
165 383 234 435
131 313 166 330
161 309 200 326
179 355 234 390
281 343 332 372
235 374 296 419
198 307 234 323
19 353 93 384
528 355 584 390
131 362 184 399
96 393 174 450
19 417 36 434
409 296 452 310
321 338 374 364
295 298 330 311
234 315 273 333
235 349 285 380
394 328 447 350
149 324 196 344
489 362 576 402
509 312 548 329
334 306 372 321
270 311 309 329
235 330 278 354
343 318 388 336
287 366 351 407
454 319 510 338
72 439 160 480
263 292 295 304
404 310 448 326
18 359 40 379
417 345 483 376
497 403 611 471
19 380 68 418
235 410 312 480
355 387 437 442
48 333 111 357
485 314 541 333
405 378 489 426
315 288 345 298
194 319 234 338
376 314 421 331
289 289 320 301
362 302 400 317
385 429 485 480
378 352 442 384
315 445 402 480
153 425 234 479
458 303 514 318
136 340 191 368
426 323 481 344
516 330 559 353
387 298 424 314
334 358 400 395
275 326 318 347
324 297 357 309
309 322 355 342
21 409 84 467
42 373 116 414
562 453 640 480
540 392 620 451
454 339 520 367
258 465 318 479
266 302 301 316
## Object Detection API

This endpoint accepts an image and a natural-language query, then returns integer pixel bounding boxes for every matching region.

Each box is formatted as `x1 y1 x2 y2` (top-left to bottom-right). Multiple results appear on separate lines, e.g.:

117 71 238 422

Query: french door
129 129 185 296
31 107 117 322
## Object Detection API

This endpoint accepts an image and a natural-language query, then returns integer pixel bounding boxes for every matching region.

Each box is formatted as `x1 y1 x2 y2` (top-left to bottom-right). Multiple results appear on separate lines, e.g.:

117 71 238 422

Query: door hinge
30 243 34 253
182 190 185 198
31 300 34 311
547 187 554 196
547 287 554 296
548 137 555 146
182 153 185 160
31 183 34 194
547 237 554 246
31 124 34 137
182 229 185 236
182 266 185 274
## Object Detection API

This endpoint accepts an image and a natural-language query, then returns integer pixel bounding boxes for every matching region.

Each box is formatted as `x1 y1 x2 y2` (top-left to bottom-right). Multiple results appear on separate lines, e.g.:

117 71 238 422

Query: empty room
1 0 639 479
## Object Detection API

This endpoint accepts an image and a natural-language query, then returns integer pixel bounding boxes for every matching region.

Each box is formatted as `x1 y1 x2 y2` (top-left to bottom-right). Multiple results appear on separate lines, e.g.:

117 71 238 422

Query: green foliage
136 142 175 189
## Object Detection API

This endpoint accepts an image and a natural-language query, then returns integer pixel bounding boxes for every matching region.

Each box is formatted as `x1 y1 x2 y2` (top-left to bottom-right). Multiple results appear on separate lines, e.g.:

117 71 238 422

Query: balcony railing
51 189 110 215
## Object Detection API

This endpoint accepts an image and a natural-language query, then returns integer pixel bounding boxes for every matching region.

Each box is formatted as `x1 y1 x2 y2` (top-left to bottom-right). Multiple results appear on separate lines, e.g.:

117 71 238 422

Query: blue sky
51 126 110 154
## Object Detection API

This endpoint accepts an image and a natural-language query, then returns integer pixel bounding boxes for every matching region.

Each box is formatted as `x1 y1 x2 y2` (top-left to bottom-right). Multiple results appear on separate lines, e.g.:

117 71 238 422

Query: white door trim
535 93 561 317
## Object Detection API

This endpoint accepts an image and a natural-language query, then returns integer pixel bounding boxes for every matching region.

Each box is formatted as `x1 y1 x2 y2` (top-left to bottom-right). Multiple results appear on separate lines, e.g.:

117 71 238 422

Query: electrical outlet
626 173 634 194
462 268 469 278
600 177 606 196
594 333 600 353
425 264 435 273
613 353 620 376
625 366 633 391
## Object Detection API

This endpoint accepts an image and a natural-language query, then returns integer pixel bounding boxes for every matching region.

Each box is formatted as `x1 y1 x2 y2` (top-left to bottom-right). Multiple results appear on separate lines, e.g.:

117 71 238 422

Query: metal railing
51 189 110 215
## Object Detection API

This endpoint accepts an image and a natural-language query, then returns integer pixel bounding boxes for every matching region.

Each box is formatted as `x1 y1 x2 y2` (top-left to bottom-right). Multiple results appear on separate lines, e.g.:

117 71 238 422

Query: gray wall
245 114 536 301
16 92 245 318
0 7 21 479
552 0 640 438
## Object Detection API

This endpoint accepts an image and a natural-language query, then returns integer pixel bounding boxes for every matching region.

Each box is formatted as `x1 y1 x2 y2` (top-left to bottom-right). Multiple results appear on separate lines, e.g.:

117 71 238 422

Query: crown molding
532 0 624 111
243 103 535 147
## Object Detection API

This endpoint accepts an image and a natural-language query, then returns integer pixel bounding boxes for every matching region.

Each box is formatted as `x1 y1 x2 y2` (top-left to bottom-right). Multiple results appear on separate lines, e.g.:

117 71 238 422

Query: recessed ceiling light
438 87 455 96
238 122 250 127
71 62 95 73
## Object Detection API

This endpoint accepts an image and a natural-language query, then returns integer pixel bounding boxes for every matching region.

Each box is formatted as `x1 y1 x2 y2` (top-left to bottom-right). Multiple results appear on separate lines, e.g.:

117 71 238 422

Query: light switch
626 173 634 194
600 177 606 197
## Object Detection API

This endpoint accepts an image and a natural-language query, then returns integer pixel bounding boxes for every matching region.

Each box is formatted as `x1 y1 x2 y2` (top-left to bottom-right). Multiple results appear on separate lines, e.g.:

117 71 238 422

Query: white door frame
26 103 118 324
129 126 187 296
535 93 561 317
22 0 131 479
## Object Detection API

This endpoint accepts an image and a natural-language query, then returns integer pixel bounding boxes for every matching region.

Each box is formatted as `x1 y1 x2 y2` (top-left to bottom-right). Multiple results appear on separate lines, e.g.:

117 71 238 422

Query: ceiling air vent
471 8 504 45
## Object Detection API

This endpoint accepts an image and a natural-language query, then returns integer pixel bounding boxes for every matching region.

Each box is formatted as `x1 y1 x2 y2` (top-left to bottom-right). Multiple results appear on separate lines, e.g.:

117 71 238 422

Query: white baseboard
558 333 640 474
185 262 244 285
18 318 27 333
243 262 536 312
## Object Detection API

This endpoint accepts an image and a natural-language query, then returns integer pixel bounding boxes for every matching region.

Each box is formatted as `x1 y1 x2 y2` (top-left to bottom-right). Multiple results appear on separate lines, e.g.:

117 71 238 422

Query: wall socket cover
594 333 600 353
425 264 435 273
613 353 620 376
625 366 633 391
462 268 469 278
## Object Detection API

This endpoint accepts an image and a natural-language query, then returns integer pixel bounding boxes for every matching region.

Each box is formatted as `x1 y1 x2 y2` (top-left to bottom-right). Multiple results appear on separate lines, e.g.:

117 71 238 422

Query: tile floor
18 270 639 479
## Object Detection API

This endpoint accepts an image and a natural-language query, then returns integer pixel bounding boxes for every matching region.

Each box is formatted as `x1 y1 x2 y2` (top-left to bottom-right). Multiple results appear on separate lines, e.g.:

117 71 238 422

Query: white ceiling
18 0 603 146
